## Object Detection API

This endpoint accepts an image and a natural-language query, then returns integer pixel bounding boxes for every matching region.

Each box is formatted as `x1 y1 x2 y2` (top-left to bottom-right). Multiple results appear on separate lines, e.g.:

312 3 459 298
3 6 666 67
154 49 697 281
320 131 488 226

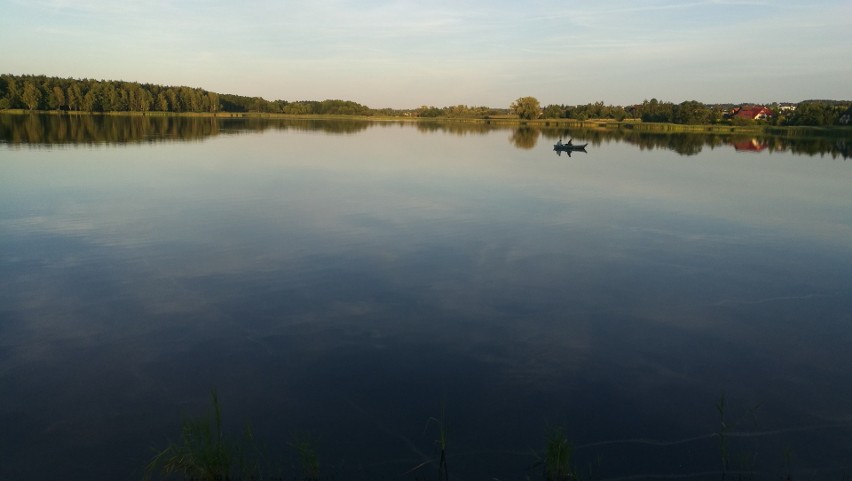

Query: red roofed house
730 105 774 120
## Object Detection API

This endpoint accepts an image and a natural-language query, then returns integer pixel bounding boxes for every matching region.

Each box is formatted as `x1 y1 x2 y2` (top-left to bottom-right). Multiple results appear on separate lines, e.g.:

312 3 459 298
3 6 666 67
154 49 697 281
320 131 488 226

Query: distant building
730 105 774 120
839 107 852 125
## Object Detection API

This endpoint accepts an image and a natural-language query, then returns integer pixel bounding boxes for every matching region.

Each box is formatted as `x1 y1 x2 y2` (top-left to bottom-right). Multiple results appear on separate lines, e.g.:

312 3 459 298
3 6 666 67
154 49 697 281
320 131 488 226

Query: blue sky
1 0 849 108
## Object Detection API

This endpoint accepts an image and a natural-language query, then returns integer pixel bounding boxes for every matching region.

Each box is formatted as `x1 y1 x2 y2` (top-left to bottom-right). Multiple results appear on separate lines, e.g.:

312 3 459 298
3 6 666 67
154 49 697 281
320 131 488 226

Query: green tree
416 105 443 117
0 75 10 109
707 105 724 124
167 89 180 112
588 100 606 119
81 90 98 112
207 92 219 113
790 101 839 126
118 87 130 111
22 81 42 110
3 76 23 109
138 88 153 112
541 104 565 119
127 85 142 111
640 98 675 123
673 100 710 124
66 85 82 111
510 96 541 120
48 85 66 110
98 83 115 111
180 87 201 112
156 92 169 112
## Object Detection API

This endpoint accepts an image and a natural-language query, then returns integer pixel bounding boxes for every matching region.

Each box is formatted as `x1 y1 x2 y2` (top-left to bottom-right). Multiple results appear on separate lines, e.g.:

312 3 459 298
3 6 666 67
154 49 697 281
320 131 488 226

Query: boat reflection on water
553 138 588 156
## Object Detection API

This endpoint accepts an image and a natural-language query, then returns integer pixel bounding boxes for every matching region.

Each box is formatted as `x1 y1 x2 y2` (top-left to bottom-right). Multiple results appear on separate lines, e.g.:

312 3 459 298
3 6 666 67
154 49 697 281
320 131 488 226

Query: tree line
1 74 222 113
501 96 850 127
537 98 851 127
2 74 850 126
0 74 378 116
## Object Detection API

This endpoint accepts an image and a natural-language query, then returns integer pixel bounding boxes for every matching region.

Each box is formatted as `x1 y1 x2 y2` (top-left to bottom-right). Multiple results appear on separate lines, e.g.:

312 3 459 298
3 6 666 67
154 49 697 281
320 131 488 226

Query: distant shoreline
3 109 851 138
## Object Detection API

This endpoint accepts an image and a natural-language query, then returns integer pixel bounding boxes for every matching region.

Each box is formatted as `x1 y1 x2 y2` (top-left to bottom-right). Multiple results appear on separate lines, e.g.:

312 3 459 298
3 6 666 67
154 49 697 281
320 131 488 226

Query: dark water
2 114 852 481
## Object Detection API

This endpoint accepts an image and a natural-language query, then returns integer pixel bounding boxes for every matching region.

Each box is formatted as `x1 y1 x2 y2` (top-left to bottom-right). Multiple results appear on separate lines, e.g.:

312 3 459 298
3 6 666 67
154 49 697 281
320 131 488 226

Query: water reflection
0 114 373 145
414 120 493 136
733 138 769 153
540 127 851 159
1 113 849 159
0 113 221 145
510 126 538 149
2 119 852 481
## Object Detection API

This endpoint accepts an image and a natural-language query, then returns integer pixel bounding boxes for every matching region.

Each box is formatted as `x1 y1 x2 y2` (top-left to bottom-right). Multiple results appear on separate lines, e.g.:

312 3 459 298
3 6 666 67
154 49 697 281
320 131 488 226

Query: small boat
554 142 587 151
553 139 587 156
554 139 587 151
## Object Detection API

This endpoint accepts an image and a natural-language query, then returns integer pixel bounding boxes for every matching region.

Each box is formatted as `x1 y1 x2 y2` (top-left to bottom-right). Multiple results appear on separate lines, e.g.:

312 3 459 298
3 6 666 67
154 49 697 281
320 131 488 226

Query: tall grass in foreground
143 391 848 481
145 389 262 481
431 405 449 481
405 404 450 481
717 393 730 481
533 427 575 481
290 432 320 481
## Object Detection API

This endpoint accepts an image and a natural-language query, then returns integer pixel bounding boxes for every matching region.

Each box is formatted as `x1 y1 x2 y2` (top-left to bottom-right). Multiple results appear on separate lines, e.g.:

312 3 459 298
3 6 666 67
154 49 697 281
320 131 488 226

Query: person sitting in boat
566 138 573 146
556 139 563 146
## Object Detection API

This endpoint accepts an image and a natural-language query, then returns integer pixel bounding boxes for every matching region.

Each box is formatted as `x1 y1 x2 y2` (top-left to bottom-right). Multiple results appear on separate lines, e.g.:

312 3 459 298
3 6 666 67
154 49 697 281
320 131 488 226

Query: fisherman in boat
555 138 575 149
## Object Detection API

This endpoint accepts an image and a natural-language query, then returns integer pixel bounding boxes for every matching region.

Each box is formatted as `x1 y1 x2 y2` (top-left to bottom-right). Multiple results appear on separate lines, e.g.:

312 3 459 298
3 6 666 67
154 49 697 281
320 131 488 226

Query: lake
1 114 851 481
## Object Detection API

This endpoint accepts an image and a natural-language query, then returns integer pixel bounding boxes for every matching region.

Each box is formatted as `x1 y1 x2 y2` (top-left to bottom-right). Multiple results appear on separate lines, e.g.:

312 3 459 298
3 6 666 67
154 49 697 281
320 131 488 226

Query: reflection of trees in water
2 114 849 159
0 114 374 145
257 119 373 134
0 114 221 145
414 121 493 136
541 127 851 159
545 128 718 156
780 137 850 159
510 127 538 149
220 118 373 134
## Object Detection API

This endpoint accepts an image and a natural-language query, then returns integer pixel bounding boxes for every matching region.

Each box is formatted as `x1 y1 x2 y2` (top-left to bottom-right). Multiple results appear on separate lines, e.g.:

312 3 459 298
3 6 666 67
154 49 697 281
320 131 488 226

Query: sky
1 0 850 108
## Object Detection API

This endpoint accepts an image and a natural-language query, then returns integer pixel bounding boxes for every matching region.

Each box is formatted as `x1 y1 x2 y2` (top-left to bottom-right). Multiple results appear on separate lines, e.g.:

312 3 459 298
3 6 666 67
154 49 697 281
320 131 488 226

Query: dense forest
1 74 850 127
0 74 377 116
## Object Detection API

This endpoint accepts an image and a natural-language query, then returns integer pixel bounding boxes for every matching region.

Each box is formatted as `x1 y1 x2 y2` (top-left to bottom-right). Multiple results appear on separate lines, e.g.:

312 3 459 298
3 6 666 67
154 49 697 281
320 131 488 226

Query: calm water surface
1 115 852 481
